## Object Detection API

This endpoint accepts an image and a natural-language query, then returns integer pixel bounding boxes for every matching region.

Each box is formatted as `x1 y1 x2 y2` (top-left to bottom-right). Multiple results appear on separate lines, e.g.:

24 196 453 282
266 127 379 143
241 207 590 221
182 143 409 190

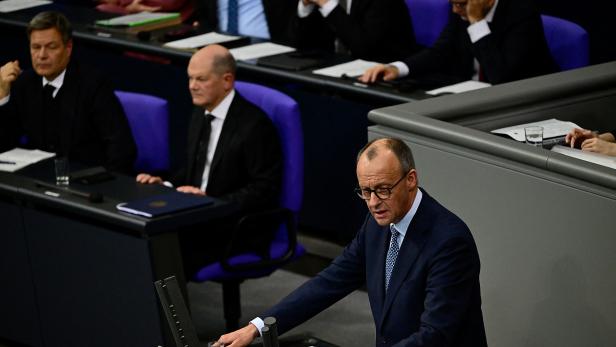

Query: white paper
0 0 51 13
0 148 55 172
229 42 295 61
96 11 178 26
312 59 379 78
116 203 153 218
491 118 580 142
164 32 241 49
551 145 616 170
426 80 491 95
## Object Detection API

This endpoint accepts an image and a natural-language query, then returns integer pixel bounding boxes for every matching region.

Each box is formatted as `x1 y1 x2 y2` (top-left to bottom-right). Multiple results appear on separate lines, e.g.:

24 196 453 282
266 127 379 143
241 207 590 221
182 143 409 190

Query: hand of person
580 137 616 156
466 0 495 23
125 0 162 13
136 173 164 184
212 323 259 347
565 128 596 148
358 64 399 84
0 60 21 98
176 185 206 195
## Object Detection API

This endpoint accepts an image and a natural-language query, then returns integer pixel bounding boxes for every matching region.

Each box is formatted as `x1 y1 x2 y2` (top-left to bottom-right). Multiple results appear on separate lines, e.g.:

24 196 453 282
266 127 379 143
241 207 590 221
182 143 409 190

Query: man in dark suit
293 0 418 62
360 0 557 85
137 44 283 273
215 138 487 347
0 11 136 173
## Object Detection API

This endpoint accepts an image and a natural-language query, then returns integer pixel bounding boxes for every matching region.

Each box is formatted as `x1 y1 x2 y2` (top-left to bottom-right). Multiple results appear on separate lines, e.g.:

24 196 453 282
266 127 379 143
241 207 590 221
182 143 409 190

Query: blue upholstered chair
192 81 305 330
115 91 170 173
405 0 449 47
541 15 589 71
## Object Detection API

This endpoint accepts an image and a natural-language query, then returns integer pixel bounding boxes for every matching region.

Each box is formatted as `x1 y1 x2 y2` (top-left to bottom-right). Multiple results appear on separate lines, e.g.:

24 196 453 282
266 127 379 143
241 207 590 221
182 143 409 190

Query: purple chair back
115 91 170 173
405 0 449 47
193 82 305 281
541 15 589 71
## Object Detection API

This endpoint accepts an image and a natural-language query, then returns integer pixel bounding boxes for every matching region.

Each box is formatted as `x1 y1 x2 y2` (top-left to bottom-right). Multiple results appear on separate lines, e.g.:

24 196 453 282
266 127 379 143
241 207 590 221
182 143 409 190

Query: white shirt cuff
297 1 315 18
467 19 491 43
0 94 10 106
318 0 338 17
250 317 265 337
390 61 409 78
163 181 173 188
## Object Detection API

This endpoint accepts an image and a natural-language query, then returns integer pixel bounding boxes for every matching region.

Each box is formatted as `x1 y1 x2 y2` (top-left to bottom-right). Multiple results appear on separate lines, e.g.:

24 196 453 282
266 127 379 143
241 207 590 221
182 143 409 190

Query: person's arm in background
565 128 616 156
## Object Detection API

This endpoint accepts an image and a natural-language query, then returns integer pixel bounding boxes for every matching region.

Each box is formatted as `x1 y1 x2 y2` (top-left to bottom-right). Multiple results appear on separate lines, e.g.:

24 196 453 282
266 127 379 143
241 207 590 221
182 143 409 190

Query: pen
0 160 16 165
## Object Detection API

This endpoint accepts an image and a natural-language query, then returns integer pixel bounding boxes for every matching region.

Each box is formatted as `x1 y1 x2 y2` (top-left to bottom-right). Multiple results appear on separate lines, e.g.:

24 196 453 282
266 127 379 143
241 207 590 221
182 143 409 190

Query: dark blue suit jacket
262 189 487 346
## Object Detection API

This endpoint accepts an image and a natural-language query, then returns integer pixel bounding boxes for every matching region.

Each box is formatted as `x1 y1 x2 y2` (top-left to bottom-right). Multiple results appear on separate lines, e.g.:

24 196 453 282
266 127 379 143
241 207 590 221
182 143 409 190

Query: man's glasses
355 172 408 200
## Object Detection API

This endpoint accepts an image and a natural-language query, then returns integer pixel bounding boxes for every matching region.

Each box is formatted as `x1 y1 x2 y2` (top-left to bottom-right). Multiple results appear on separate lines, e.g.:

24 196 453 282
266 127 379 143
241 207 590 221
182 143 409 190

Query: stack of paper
229 42 295 61
0 148 55 172
426 80 491 95
95 12 181 33
164 32 241 49
0 0 51 13
491 118 579 142
312 59 379 78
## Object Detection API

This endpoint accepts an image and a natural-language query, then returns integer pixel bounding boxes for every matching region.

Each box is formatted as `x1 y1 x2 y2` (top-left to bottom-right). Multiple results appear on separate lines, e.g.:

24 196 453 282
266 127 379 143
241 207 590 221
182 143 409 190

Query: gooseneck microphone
35 181 104 203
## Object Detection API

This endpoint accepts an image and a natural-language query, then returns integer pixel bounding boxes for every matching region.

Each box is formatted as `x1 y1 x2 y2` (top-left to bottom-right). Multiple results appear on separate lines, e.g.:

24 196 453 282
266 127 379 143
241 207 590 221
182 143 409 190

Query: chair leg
222 281 241 331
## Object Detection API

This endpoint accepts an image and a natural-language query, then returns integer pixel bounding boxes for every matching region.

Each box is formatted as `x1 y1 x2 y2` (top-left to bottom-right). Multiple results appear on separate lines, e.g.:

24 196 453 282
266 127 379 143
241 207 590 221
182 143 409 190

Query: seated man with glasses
360 0 557 86
214 137 487 347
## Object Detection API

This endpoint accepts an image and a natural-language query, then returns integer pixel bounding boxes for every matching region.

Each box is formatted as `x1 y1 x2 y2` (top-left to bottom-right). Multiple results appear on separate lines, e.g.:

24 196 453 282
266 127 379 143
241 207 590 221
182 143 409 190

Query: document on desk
312 59 379 78
0 0 51 13
551 145 616 169
491 118 579 142
116 191 215 218
164 32 241 49
229 42 295 61
426 80 491 95
0 148 55 172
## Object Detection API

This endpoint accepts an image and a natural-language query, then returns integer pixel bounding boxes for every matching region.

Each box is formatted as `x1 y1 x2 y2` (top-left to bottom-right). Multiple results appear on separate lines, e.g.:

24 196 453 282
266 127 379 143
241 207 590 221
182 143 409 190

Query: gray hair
211 50 236 76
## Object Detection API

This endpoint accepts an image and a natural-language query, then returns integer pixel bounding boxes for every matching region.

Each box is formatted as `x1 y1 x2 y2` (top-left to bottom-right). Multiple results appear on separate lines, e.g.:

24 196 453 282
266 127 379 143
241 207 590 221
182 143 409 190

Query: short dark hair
27 11 73 44
357 137 416 174
211 50 237 76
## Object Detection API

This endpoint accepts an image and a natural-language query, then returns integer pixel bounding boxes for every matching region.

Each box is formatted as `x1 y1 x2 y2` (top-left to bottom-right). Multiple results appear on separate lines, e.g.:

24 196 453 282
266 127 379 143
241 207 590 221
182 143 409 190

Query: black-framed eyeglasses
355 172 408 200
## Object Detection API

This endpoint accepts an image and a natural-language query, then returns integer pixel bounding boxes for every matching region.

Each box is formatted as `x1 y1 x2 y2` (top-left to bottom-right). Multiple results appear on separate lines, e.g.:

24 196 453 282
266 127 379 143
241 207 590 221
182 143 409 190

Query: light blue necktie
385 226 400 292
227 0 239 35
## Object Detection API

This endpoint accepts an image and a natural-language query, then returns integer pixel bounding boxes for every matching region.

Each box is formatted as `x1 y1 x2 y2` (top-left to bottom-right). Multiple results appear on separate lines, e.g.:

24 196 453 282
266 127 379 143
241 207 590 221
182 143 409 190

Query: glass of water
524 126 544 148
54 156 70 186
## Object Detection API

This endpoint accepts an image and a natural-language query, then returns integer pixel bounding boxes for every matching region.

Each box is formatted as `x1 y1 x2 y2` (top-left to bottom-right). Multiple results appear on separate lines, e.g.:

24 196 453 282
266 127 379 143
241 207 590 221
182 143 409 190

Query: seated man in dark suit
0 11 136 173
137 44 283 275
360 0 558 85
291 0 418 62
214 137 487 347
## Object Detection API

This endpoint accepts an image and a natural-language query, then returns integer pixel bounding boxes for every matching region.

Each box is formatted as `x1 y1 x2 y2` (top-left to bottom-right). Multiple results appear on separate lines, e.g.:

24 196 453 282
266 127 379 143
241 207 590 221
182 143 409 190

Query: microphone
35 181 104 203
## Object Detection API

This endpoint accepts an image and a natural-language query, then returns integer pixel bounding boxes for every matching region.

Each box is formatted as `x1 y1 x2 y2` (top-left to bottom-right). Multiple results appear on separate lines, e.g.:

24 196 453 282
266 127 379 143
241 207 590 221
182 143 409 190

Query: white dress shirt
218 0 270 39
199 89 235 191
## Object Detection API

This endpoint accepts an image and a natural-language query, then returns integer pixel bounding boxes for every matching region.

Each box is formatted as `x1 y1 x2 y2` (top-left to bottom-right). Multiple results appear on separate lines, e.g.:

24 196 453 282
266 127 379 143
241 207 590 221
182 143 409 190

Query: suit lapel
378 195 432 330
186 108 204 183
